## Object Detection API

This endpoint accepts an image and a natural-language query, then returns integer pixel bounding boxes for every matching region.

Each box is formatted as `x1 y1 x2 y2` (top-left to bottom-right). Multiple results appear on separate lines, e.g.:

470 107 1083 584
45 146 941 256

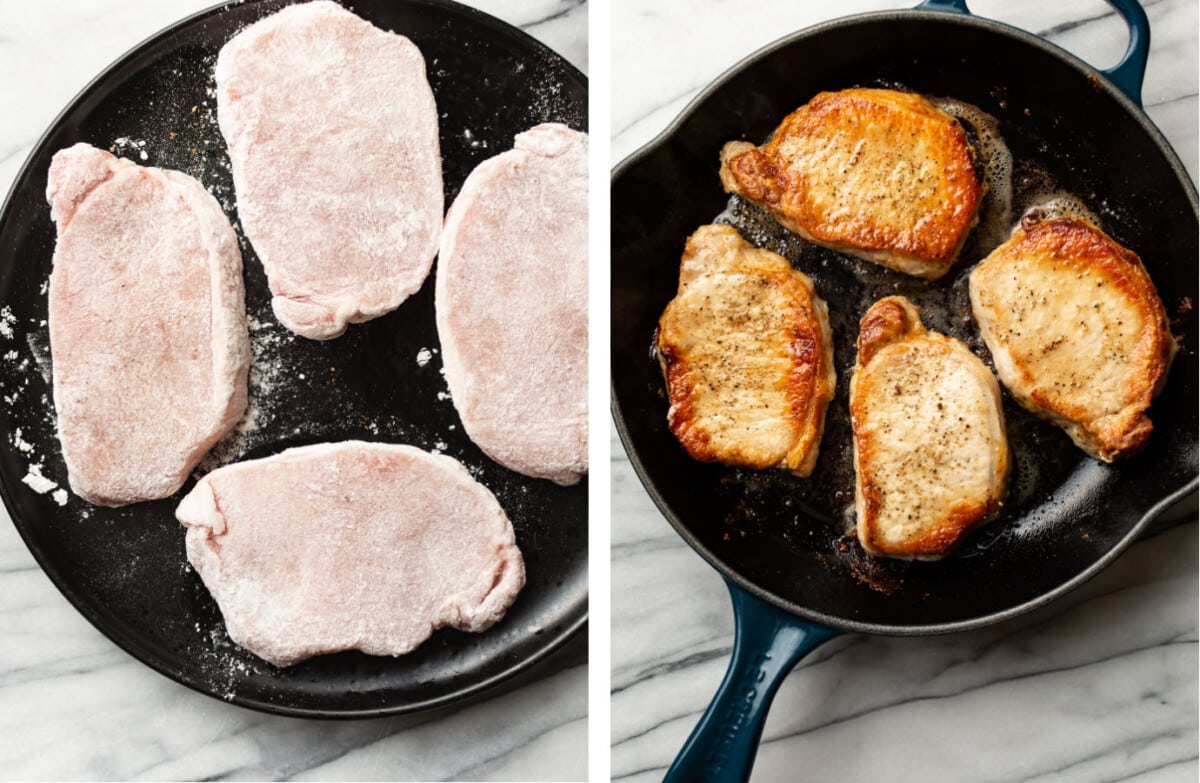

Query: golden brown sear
720 88 981 280
656 224 836 476
969 213 1176 461
850 296 1009 560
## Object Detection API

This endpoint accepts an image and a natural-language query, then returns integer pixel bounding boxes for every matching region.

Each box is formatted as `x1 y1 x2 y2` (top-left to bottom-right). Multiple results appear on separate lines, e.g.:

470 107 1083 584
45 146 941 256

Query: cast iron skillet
0 0 586 717
611 0 1197 779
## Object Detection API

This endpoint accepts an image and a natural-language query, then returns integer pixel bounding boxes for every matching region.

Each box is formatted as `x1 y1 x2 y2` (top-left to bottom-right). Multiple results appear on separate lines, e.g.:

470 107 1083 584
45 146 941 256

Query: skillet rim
610 7 1199 637
0 0 589 718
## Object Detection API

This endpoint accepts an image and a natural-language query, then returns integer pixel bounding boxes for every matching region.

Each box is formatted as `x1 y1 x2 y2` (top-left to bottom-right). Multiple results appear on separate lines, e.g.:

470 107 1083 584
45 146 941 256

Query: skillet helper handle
1099 0 1150 108
915 0 1151 107
664 581 840 783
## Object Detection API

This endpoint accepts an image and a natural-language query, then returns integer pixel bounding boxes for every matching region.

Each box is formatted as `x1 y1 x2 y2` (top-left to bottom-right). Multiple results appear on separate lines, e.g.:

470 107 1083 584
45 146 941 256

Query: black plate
612 10 1197 633
0 0 586 717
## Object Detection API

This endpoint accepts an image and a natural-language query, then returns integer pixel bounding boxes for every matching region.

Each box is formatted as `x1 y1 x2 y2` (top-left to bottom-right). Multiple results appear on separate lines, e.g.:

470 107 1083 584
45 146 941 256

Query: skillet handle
915 0 1151 107
664 580 840 783
1099 0 1150 108
914 0 969 11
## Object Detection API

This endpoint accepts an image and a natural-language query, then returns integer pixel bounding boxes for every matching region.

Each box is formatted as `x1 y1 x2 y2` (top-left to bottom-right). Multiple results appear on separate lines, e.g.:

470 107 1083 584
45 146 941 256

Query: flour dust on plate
0 0 588 716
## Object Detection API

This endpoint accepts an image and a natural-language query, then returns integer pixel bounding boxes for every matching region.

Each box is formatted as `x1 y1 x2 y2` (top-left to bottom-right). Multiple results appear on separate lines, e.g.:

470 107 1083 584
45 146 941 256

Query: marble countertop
611 1 1198 781
0 1 586 781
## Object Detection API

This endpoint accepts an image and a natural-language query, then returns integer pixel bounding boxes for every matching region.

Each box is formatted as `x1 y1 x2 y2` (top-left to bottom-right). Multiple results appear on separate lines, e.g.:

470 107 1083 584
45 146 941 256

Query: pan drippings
933 97 1014 254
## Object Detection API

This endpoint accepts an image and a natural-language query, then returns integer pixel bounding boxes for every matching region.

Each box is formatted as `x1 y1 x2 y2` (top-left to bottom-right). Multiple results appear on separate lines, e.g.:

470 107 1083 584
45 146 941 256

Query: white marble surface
611 1 1198 781
0 1 587 781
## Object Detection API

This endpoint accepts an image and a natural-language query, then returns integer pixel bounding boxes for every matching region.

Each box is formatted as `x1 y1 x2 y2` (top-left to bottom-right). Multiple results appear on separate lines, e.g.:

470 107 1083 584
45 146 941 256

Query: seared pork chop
216 1 442 340
720 88 981 280
47 143 249 506
437 124 588 485
851 296 1008 559
969 213 1176 461
656 224 836 476
177 441 525 667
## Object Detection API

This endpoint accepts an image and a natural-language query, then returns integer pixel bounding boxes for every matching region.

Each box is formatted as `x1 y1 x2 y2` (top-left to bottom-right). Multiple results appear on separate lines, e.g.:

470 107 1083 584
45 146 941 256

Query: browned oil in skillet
650 100 1102 589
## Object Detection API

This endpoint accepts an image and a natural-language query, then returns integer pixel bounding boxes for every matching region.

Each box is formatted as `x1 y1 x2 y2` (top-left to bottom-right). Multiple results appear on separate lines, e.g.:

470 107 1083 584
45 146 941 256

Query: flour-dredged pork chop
47 143 249 506
436 124 588 485
720 88 981 280
177 441 525 667
969 213 1176 461
851 296 1009 560
216 0 442 340
656 224 837 476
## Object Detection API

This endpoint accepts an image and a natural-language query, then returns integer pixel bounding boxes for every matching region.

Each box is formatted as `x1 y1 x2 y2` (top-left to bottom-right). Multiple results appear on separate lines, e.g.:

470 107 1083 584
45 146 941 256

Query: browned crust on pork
656 225 836 475
719 88 981 279
856 483 1002 557
850 296 1009 559
973 215 1175 460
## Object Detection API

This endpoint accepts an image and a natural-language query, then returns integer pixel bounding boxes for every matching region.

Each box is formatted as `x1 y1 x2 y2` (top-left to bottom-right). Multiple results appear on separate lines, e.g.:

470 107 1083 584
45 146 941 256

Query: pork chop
47 143 249 507
969 213 1176 461
215 0 442 340
176 441 525 667
436 123 587 485
851 296 1008 560
719 88 981 280
656 224 837 476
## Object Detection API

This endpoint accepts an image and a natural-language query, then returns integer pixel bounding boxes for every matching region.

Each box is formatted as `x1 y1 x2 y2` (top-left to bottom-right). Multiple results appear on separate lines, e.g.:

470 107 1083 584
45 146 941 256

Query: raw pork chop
215 1 442 340
47 143 249 507
177 441 525 666
436 124 587 485
656 224 836 476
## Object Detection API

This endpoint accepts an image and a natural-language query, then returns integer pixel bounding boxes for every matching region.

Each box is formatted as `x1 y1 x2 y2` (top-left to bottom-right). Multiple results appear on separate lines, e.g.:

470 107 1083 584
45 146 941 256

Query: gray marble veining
0 1 587 781
611 1 1198 780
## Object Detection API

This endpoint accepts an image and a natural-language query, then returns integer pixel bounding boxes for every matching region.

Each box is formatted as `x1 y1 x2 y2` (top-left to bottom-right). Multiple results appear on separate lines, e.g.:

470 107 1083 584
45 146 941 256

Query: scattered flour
27 331 52 384
12 428 33 453
2 320 71 506
0 306 15 338
22 464 57 494
110 136 150 163
195 317 299 474
462 128 488 150
416 347 433 367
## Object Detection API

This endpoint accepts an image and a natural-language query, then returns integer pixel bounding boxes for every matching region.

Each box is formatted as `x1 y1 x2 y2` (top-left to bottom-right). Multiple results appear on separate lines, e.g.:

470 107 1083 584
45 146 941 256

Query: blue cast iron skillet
611 1 1197 779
